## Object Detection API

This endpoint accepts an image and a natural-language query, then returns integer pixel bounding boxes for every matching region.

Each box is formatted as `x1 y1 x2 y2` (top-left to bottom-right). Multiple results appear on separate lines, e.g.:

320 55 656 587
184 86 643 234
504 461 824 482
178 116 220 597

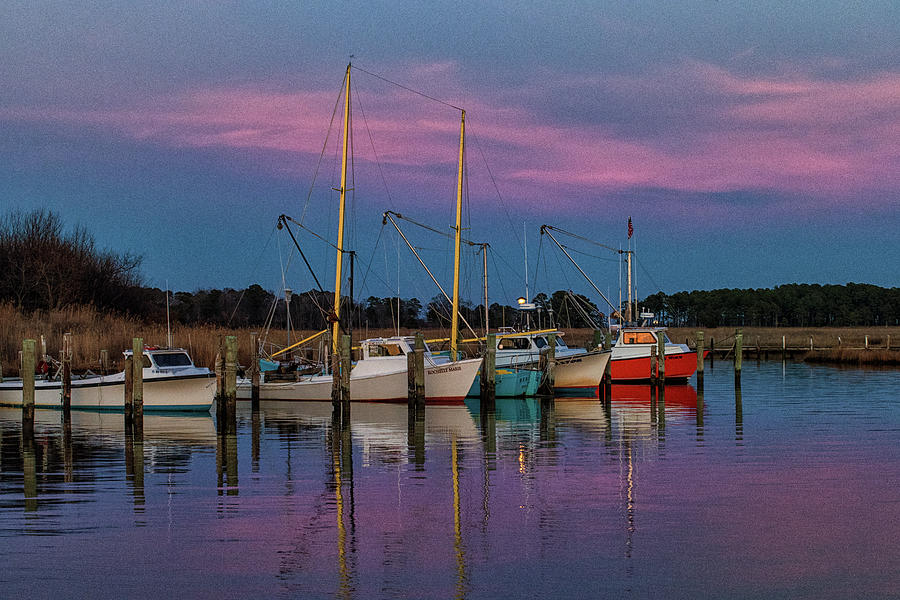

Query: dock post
782 335 786 361
132 338 144 437
22 339 35 433
650 344 657 384
809 335 813 351
124 355 133 424
710 336 715 366
592 329 604 350
734 328 743 387
100 349 108 375
61 332 72 413
603 348 612 404
657 332 665 386
696 331 704 389
340 334 351 403
224 335 237 432
215 345 224 420
539 332 556 395
414 333 425 407
865 335 869 350
330 334 341 407
250 332 260 408
481 333 496 400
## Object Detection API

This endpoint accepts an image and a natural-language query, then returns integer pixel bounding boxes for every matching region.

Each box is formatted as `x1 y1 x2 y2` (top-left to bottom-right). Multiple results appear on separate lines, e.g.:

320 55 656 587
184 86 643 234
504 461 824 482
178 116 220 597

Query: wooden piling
657 332 665 386
100 349 108 375
340 334 351 405
132 338 143 434
481 333 496 399
734 328 743 386
603 346 612 404
414 333 425 406
710 337 715 366
22 339 35 429
649 344 658 384
215 349 224 417
124 355 133 423
224 335 237 419
782 335 786 361
540 332 556 395
695 331 704 389
250 332 260 407
61 332 72 412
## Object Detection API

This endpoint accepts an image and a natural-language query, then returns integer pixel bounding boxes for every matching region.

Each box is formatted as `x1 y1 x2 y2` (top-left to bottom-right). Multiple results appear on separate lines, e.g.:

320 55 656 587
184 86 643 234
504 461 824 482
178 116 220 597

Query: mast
626 250 633 324
450 110 465 360
481 243 489 337
332 63 351 355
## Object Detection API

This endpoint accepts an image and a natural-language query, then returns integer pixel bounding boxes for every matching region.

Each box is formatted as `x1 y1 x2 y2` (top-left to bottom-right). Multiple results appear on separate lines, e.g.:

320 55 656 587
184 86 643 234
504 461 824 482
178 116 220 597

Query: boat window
555 337 567 348
142 355 152 368
498 337 532 350
623 332 657 344
534 337 547 349
153 353 193 367
368 343 406 357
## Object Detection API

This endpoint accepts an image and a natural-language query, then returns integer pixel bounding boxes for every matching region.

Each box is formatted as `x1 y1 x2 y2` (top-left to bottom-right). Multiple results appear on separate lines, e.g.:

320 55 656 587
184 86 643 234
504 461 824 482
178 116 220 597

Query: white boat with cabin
0 347 215 412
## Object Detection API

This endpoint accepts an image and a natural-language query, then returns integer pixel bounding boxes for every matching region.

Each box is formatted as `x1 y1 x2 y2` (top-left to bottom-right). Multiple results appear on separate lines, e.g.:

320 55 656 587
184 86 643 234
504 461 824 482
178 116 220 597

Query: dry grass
804 348 900 366
664 326 900 350
2 305 898 376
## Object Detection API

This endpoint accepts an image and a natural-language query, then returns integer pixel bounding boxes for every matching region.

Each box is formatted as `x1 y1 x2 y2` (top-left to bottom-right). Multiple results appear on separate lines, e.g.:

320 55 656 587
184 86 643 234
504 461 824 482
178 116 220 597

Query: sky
2 1 898 309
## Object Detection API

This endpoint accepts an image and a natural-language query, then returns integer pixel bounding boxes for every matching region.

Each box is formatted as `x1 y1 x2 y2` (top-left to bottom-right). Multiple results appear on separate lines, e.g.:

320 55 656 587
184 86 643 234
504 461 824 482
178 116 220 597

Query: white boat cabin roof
122 347 197 369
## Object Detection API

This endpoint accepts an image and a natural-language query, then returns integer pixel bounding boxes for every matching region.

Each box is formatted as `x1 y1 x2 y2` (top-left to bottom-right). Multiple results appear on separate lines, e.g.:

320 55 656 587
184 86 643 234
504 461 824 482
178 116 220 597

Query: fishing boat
236 63 481 403
238 336 481 403
469 328 610 396
0 347 215 412
608 325 700 382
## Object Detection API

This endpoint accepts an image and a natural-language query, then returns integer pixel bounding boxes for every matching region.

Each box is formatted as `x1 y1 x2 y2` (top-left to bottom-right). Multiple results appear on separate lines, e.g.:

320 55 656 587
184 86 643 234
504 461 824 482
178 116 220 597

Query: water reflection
1 362 899 599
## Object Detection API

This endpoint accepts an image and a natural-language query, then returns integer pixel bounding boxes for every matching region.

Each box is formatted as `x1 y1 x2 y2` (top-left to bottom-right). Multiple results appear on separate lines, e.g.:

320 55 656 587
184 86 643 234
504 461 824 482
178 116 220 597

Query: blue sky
2 1 898 306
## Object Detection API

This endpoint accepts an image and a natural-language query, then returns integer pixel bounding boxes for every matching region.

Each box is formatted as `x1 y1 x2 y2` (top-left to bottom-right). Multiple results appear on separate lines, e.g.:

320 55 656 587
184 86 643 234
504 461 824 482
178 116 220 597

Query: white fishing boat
235 64 481 403
489 328 611 395
237 336 481 403
0 347 214 412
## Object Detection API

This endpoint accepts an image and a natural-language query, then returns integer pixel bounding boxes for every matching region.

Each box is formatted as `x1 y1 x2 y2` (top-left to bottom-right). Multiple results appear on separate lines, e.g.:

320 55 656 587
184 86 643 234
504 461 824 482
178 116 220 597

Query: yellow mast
450 110 465 360
332 63 351 355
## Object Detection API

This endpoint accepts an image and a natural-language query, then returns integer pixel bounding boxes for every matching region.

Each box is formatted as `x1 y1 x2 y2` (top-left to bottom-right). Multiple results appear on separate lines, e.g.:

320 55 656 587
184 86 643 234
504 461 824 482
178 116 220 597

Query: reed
804 349 900 366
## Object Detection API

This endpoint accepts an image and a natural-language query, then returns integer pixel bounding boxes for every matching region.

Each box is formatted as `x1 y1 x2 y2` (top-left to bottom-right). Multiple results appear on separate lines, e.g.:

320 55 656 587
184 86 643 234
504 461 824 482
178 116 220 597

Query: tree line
3 209 897 329
641 284 900 328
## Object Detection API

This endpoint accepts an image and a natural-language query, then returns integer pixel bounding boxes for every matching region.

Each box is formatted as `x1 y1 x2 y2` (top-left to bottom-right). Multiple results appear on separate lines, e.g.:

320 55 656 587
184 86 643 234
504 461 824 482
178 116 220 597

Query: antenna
166 280 173 347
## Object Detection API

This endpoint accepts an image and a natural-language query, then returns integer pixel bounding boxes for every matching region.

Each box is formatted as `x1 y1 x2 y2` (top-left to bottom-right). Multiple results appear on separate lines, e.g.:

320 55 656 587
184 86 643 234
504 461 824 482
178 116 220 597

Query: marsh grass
1 305 897 377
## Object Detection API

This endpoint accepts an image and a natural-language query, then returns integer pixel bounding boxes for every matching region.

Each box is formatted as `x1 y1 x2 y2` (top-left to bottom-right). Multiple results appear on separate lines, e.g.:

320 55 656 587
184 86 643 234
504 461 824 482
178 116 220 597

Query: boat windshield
368 343 406 357
499 337 532 350
622 331 657 344
153 352 194 367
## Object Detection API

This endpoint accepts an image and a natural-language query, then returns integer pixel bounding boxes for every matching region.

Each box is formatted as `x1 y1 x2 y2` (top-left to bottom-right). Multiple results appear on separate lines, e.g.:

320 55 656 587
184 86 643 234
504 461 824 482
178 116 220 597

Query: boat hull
468 367 541 398
553 350 612 396
610 349 699 382
0 373 215 412
237 357 482 404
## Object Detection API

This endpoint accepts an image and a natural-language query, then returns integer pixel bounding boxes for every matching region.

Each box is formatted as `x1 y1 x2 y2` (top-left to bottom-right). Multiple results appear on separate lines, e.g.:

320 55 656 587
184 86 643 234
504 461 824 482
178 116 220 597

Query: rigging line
542 224 623 255
635 256 663 293
562 244 620 262
282 214 342 252
300 71 346 225
353 75 395 211
384 212 479 339
351 65 463 112
225 224 279 326
470 129 526 259
279 215 328 294
383 211 486 247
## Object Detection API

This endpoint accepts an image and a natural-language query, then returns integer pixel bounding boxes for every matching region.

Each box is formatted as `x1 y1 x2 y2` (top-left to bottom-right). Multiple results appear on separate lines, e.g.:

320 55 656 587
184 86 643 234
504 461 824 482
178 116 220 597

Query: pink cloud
2 61 897 213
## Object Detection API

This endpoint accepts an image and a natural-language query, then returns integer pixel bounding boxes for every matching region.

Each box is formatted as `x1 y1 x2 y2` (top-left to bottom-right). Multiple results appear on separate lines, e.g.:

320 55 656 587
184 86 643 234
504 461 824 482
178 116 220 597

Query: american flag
627 217 633 239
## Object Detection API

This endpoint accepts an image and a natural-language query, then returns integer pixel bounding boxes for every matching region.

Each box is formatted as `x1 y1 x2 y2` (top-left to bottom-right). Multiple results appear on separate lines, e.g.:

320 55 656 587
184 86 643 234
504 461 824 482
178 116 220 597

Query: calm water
1 360 898 599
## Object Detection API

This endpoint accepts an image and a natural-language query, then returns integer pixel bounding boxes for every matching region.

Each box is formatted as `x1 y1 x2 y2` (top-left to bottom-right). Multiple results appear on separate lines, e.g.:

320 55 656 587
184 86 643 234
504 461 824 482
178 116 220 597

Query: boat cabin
123 347 198 373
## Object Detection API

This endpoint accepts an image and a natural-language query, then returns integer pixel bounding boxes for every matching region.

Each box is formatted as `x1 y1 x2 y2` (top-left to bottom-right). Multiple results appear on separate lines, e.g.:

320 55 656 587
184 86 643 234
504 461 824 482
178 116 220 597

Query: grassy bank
2 304 898 377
